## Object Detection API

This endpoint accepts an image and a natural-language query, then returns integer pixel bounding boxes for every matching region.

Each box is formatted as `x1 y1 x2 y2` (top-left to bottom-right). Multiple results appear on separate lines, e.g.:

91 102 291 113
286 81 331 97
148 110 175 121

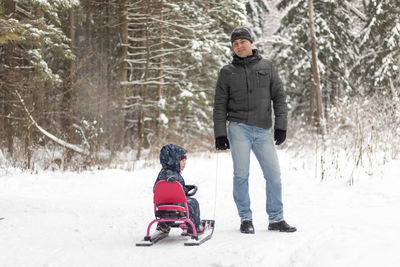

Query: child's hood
159 144 187 172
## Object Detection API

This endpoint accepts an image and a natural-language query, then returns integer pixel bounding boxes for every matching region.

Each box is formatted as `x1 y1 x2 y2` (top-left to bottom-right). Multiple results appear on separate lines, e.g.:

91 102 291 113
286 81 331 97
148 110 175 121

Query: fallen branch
15 90 89 156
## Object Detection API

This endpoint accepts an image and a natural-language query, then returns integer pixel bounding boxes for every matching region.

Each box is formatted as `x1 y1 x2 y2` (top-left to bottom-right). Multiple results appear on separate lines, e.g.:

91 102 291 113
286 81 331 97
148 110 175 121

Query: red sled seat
144 180 198 238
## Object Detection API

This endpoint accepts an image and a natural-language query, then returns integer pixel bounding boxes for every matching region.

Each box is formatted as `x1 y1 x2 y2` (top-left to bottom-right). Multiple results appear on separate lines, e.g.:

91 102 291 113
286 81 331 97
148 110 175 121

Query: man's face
232 39 253 58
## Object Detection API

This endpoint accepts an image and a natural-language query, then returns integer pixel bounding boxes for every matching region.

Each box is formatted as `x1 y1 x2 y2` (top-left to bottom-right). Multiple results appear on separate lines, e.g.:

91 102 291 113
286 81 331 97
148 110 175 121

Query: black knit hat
230 27 253 44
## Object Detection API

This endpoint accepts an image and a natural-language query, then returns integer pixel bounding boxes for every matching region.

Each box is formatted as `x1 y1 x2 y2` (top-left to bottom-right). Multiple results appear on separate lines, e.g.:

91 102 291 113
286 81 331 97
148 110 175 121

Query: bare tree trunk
105 0 112 96
119 0 131 148
104 0 114 159
309 81 316 124
94 0 105 161
119 0 128 84
33 6 45 127
155 0 164 141
308 0 324 130
3 53 15 158
3 0 16 157
23 6 46 169
308 0 326 180
62 5 76 165
136 0 151 160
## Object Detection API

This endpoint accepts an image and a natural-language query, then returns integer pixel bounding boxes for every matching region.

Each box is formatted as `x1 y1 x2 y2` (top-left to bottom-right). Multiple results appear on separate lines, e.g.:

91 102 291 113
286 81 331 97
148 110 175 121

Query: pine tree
0 0 76 166
272 0 356 119
1 0 272 166
121 0 260 155
355 0 400 97
245 0 270 38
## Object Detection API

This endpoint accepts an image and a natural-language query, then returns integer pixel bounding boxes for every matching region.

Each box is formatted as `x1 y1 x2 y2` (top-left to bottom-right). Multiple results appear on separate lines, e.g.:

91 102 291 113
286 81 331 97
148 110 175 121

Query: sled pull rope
213 152 219 220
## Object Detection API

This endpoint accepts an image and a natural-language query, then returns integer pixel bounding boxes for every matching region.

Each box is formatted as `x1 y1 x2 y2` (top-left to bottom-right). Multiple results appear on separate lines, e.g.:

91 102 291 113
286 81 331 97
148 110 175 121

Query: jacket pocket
257 70 270 88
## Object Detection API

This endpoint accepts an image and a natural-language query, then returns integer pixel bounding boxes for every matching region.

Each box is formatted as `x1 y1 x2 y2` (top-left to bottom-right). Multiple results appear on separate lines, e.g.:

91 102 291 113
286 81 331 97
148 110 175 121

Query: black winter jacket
213 49 287 138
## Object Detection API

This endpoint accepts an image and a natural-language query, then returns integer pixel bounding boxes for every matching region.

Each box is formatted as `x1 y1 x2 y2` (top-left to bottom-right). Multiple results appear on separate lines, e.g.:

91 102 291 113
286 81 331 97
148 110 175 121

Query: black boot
156 222 171 233
240 220 255 234
268 220 296 232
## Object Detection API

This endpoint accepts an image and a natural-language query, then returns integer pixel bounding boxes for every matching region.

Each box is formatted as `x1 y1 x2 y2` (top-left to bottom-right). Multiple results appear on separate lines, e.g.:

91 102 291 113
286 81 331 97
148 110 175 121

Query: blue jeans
228 121 283 222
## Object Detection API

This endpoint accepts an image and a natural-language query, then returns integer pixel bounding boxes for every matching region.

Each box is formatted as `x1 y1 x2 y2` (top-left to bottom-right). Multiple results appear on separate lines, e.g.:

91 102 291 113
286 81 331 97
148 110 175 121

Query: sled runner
136 180 214 246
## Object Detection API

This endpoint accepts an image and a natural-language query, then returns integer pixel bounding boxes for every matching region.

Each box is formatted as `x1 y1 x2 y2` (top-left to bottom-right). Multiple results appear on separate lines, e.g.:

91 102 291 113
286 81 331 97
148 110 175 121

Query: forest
1 0 399 174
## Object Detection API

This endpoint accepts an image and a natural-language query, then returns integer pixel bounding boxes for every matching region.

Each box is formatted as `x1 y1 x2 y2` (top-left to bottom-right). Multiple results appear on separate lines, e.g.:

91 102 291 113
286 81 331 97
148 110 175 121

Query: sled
136 180 214 246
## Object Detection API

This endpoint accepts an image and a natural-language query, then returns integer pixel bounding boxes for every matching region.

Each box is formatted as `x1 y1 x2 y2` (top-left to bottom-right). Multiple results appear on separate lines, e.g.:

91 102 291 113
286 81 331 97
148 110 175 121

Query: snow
1 152 400 267
158 113 169 125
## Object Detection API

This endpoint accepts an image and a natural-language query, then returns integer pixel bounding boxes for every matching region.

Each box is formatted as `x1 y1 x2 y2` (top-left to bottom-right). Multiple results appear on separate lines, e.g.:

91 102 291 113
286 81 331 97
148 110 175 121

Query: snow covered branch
344 0 367 21
14 90 89 156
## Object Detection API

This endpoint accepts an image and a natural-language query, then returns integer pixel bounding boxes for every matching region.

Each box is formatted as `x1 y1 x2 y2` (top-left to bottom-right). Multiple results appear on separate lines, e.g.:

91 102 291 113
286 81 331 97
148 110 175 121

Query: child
154 144 202 234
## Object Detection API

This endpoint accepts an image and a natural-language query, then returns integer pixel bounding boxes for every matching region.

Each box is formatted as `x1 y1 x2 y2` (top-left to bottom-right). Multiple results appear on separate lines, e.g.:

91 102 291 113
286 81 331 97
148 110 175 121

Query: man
213 27 296 234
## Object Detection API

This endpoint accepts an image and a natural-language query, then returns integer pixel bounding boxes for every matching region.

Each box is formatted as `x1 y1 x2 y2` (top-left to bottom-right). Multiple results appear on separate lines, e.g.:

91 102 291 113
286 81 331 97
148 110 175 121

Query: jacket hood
159 144 187 172
232 49 262 65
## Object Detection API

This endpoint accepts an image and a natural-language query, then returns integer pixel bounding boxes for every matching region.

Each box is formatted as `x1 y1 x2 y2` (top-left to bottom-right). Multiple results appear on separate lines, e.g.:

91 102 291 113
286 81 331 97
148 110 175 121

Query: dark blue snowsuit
154 144 201 232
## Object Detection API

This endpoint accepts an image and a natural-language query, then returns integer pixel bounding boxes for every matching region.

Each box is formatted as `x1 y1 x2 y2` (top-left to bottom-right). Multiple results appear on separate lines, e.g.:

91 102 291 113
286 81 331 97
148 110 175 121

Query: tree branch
14 90 89 156
344 0 367 21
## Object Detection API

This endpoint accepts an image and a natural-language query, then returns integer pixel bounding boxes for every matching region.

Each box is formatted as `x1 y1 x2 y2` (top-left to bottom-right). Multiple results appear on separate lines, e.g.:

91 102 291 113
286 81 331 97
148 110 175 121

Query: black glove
215 136 230 150
274 129 286 146
185 185 198 196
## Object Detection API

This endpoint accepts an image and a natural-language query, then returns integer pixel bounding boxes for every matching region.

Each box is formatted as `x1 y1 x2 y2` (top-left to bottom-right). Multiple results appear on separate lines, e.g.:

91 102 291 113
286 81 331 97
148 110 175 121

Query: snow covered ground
1 151 400 267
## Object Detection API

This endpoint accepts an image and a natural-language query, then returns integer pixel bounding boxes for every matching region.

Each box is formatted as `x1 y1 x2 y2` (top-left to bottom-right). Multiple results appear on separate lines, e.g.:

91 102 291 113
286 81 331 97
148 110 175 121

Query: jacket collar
232 49 262 65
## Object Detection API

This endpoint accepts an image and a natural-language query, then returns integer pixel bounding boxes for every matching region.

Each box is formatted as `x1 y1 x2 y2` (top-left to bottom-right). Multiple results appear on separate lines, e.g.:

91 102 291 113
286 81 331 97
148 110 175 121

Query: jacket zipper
244 65 250 122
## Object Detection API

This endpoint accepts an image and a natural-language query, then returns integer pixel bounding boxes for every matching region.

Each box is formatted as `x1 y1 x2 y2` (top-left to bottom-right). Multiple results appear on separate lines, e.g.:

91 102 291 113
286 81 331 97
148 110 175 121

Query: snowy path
1 152 400 267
